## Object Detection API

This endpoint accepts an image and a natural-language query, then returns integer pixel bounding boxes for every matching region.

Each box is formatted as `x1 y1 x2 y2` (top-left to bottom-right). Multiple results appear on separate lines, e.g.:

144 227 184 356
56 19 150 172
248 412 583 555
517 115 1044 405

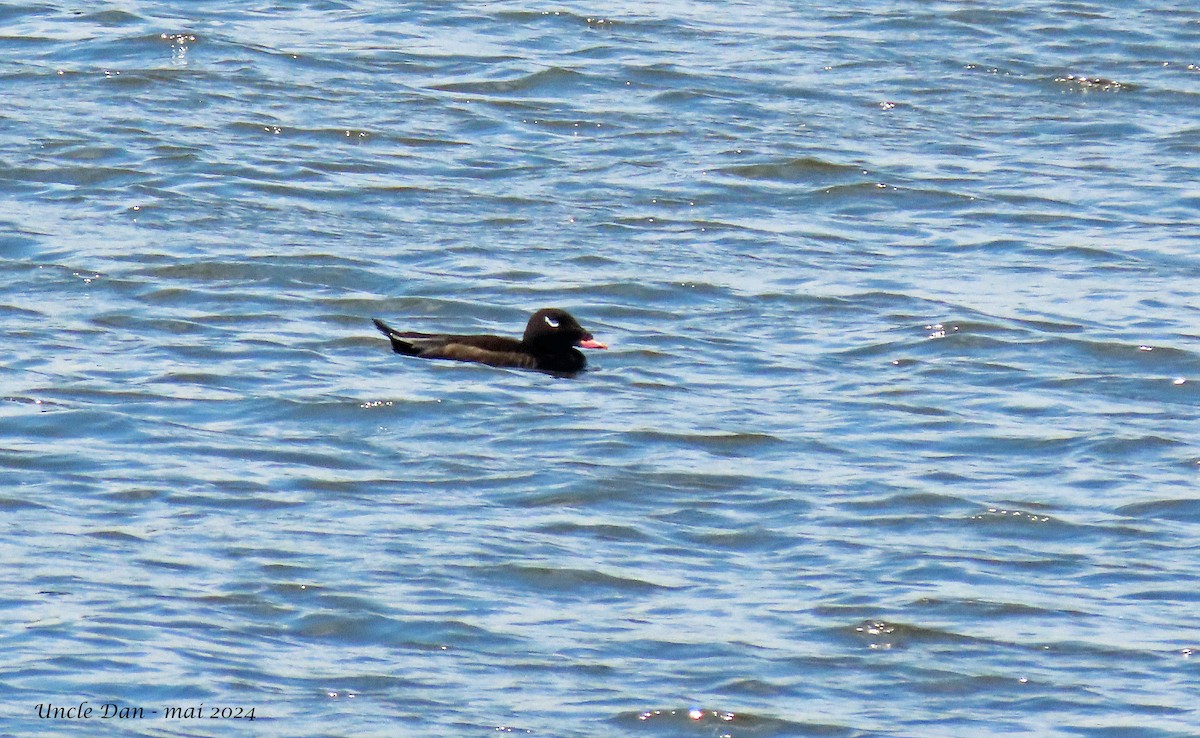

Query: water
3 1 1200 735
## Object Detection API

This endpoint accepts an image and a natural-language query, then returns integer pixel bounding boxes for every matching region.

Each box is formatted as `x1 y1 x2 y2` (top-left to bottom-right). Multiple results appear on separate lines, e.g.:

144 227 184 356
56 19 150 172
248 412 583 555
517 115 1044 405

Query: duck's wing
372 319 536 368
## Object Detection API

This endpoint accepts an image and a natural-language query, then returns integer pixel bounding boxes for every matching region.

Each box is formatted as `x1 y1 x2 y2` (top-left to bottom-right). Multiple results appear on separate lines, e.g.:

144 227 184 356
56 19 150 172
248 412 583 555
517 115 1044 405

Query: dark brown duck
372 308 607 374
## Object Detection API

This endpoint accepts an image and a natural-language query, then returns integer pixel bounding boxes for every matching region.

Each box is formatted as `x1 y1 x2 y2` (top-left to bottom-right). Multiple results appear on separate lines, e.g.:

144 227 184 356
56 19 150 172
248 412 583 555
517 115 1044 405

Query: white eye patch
544 316 560 328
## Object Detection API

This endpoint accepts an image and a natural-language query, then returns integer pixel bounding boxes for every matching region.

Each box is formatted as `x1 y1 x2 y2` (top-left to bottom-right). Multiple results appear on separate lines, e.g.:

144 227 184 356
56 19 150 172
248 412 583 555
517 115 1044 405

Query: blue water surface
3 1 1200 736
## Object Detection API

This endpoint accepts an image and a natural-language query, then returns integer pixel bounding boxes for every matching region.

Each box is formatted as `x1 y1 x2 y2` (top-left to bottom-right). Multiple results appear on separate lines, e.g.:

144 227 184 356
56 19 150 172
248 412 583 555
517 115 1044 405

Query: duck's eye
544 316 560 329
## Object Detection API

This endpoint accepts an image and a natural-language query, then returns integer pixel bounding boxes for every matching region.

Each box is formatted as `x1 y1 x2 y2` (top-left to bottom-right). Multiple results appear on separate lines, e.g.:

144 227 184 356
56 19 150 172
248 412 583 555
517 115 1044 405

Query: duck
372 308 607 374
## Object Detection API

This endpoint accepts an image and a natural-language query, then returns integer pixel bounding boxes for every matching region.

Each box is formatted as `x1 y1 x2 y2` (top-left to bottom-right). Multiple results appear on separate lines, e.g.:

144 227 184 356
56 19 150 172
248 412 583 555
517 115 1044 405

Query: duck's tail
371 318 419 355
